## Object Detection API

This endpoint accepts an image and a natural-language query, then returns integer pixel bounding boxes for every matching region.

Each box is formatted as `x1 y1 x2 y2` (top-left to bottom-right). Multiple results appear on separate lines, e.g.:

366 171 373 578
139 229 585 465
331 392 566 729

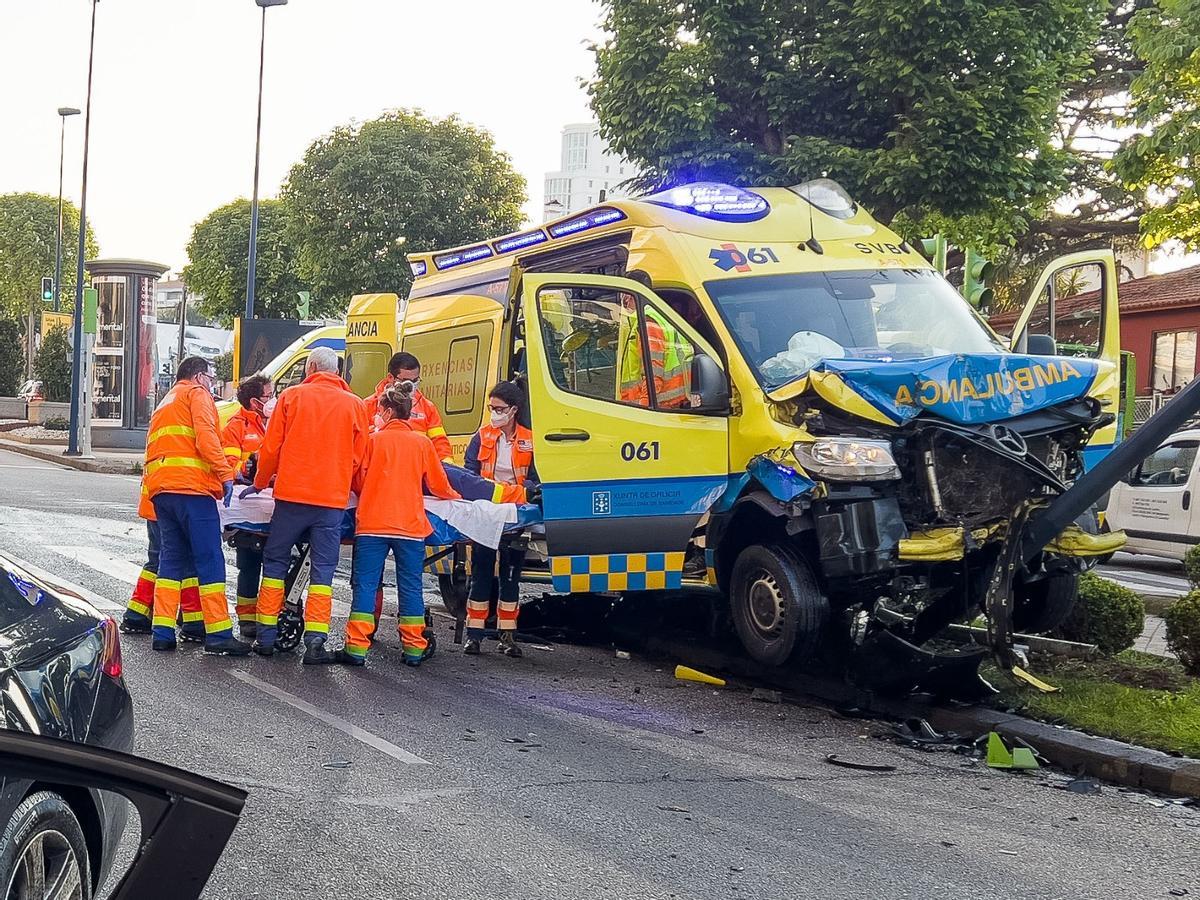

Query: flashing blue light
646 182 769 222
547 207 627 239
410 260 428 277
494 228 549 254
433 243 494 271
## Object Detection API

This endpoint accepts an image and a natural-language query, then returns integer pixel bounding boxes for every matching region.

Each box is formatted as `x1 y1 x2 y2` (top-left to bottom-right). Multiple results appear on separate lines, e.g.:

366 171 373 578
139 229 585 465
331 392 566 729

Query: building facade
543 123 634 219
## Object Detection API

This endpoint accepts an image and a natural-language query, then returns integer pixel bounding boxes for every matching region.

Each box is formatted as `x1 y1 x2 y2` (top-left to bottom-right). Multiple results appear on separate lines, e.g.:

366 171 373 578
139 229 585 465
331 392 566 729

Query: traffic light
920 234 947 274
41 277 54 303
963 249 994 309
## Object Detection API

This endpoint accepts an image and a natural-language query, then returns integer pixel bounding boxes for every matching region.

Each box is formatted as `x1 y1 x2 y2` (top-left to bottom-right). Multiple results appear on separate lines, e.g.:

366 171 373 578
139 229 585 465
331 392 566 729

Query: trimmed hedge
1055 572 1145 655
1165 591 1200 676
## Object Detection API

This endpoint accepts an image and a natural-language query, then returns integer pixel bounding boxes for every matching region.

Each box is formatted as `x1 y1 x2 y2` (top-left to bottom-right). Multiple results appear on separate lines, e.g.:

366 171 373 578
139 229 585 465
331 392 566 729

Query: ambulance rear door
521 273 731 593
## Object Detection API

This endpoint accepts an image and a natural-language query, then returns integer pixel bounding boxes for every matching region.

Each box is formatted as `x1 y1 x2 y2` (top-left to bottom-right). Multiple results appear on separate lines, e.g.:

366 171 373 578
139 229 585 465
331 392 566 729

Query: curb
899 701 1200 800
0 440 140 475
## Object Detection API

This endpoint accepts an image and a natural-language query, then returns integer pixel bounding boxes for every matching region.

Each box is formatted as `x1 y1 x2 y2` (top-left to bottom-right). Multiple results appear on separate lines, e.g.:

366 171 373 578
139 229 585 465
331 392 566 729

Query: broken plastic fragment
674 665 726 686
748 455 816 503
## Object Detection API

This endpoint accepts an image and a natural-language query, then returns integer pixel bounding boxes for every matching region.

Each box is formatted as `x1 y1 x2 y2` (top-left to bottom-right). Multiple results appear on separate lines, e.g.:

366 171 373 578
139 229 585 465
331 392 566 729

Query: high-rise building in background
543 123 634 220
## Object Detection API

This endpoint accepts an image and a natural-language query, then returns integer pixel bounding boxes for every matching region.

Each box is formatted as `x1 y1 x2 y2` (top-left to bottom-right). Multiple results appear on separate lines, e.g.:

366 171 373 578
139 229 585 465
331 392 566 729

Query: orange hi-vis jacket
353 419 461 539
222 406 267 478
137 478 155 520
143 381 234 501
254 371 369 509
366 378 453 462
475 424 534 485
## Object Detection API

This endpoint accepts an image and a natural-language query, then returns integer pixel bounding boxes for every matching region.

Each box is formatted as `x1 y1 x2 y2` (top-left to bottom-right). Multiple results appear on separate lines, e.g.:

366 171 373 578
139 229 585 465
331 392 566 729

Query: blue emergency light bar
547 207 627 239
433 243 494 271
646 182 769 222
410 260 428 277
494 228 549 254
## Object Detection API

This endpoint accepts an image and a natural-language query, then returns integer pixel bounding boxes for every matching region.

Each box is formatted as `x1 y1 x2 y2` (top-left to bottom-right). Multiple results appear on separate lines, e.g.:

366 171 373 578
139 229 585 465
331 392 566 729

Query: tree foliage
33 323 72 403
1114 0 1200 249
281 110 526 303
182 199 308 326
588 0 1104 226
0 193 99 321
0 319 23 396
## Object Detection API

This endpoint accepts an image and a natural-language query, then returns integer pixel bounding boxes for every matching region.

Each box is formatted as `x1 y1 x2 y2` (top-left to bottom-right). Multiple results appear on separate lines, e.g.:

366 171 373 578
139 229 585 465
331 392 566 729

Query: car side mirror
1027 333 1057 356
690 353 729 413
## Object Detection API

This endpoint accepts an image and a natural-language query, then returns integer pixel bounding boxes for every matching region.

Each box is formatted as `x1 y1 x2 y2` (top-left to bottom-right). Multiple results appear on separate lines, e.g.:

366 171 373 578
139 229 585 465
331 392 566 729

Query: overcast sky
0 0 603 272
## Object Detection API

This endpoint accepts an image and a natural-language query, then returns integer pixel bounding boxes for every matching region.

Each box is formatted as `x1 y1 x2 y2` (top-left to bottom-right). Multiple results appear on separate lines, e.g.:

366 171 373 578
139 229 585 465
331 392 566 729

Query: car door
1007 249 1122 469
1113 438 1200 559
520 273 730 593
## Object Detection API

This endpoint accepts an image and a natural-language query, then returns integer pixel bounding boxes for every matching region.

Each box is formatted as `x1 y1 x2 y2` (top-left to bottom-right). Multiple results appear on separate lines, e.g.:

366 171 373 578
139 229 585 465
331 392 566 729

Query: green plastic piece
986 731 1039 770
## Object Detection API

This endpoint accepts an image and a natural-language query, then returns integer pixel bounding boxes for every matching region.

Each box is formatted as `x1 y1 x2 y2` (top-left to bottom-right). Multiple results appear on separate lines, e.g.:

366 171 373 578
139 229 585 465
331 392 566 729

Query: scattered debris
750 687 782 704
503 737 526 744
824 754 897 773
675 664 726 687
691 728 705 735
1064 778 1102 795
888 718 971 753
615 649 632 660
321 759 351 769
657 805 691 813
1169 890 1189 897
528 644 554 651
729 866 744 873
1010 665 1060 694
998 849 1019 857
940 841 956 848
985 732 1039 771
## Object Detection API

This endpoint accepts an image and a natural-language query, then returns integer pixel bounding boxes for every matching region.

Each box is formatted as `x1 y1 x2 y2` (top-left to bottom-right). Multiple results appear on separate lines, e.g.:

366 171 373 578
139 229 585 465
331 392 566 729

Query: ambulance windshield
704 268 1005 389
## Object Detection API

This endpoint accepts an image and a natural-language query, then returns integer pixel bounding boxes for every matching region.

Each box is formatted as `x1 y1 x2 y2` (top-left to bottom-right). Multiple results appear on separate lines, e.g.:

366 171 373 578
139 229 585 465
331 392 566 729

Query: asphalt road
0 446 1197 900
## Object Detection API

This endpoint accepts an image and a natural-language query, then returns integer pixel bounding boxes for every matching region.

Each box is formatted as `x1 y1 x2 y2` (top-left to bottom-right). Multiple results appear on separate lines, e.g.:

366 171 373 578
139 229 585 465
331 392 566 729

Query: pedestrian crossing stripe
549 552 685 594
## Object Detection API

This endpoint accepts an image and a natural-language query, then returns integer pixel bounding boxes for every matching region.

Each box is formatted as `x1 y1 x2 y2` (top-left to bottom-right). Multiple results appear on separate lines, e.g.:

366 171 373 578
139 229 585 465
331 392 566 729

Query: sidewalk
0 437 142 475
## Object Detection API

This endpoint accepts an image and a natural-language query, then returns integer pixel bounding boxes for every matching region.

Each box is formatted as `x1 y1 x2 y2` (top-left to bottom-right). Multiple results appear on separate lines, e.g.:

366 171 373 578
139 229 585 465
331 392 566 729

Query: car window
1134 440 1199 487
274 356 309 393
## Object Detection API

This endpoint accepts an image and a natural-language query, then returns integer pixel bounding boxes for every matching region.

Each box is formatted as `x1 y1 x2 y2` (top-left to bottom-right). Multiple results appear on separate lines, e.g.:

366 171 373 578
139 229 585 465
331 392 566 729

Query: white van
1105 426 1200 561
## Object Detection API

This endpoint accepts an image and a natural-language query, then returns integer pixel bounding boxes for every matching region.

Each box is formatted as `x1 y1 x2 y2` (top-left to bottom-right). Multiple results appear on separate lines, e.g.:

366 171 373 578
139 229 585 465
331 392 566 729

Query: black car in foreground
0 551 134 898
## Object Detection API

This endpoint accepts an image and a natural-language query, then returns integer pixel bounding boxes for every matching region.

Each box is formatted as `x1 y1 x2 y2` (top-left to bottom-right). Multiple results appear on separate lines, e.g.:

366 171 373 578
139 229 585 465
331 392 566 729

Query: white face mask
261 396 277 419
489 408 515 429
373 413 388 431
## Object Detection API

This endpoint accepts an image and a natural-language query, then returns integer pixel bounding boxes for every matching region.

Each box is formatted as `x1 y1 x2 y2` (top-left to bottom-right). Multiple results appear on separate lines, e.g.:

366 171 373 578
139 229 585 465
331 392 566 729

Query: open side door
521 272 730 593
1008 249 1122 467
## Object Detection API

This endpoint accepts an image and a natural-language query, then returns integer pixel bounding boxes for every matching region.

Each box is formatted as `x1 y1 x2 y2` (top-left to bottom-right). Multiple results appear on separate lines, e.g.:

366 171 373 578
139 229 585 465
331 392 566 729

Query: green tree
33 323 72 402
0 192 99 321
282 110 526 302
0 319 23 396
588 0 1103 227
183 198 308 326
1113 0 1200 249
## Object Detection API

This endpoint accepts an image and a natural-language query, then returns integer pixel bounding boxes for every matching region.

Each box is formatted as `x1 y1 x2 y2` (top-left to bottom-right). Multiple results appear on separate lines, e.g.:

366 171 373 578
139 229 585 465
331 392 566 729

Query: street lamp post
67 0 98 458
245 0 288 322
54 108 81 314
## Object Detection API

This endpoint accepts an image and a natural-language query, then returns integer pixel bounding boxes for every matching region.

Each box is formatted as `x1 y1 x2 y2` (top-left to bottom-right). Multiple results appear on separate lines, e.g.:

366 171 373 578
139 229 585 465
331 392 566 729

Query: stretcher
219 487 542 651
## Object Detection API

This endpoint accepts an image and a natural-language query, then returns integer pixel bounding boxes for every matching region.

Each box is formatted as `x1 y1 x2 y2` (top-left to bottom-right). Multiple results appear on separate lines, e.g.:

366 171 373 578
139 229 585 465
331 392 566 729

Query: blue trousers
257 499 344 645
150 493 230 643
347 536 426 661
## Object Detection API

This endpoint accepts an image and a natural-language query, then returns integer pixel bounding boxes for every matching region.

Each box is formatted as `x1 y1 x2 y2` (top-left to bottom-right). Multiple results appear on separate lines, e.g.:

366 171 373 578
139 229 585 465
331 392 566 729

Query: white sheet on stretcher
424 498 517 550
219 487 275 529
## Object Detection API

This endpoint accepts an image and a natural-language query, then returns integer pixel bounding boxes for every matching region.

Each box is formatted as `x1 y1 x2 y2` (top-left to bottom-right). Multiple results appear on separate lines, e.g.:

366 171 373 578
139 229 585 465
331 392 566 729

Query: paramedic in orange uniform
221 373 275 638
250 347 368 663
365 351 453 461
142 356 247 655
340 383 460 667
462 381 537 658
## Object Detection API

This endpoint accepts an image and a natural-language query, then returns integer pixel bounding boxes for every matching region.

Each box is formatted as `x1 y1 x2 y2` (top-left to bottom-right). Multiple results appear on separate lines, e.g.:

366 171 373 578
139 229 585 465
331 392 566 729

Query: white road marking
228 669 429 765
0 463 61 470
47 545 142 586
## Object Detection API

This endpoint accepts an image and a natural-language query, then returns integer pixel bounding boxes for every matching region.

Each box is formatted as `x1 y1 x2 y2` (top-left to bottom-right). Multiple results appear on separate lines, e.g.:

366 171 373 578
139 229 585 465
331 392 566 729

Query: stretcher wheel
438 573 469 619
275 608 304 652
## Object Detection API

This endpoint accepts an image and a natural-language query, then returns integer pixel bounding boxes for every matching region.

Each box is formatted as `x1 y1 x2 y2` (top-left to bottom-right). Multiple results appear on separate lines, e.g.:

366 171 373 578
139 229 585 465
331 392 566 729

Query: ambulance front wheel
438 574 469 619
729 544 829 667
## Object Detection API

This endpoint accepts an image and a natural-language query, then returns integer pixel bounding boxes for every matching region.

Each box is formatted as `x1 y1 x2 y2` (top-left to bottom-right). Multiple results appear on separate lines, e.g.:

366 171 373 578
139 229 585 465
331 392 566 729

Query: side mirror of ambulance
1027 333 1057 356
690 353 730 414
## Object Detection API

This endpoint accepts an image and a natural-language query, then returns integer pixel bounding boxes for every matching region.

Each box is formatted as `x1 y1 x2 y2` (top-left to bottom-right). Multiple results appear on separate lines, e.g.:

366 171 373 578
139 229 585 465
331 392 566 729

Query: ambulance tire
730 544 829 667
438 574 469 620
1012 572 1079 635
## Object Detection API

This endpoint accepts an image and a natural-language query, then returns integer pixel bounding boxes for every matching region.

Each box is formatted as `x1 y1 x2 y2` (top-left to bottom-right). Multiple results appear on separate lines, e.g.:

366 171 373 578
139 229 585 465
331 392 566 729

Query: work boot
463 637 482 656
151 636 177 652
402 656 422 668
179 624 206 644
302 636 337 665
119 613 152 635
204 636 252 657
252 639 276 658
239 621 258 642
497 632 523 658
336 648 365 667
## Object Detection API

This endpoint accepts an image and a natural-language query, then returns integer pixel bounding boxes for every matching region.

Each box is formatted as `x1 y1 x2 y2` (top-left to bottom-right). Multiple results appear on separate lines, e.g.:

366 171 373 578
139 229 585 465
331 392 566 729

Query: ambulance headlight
792 439 899 481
